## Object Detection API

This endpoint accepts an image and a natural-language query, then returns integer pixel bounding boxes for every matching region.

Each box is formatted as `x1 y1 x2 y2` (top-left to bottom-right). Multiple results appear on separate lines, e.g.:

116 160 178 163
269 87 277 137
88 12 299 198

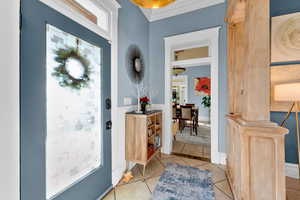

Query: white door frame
164 27 221 164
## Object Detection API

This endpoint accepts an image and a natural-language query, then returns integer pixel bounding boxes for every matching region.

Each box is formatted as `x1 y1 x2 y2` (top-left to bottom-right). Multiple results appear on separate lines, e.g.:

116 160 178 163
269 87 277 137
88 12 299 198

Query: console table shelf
125 110 163 175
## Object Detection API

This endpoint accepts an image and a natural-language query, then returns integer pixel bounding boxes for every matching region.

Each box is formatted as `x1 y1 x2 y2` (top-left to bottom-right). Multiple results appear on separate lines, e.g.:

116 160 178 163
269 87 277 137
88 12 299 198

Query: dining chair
193 109 199 135
186 104 195 107
172 105 178 120
180 105 194 135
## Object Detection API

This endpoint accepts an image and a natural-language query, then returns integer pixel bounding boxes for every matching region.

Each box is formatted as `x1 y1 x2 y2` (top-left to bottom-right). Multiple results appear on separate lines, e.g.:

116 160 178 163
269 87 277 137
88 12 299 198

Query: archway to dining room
164 27 221 164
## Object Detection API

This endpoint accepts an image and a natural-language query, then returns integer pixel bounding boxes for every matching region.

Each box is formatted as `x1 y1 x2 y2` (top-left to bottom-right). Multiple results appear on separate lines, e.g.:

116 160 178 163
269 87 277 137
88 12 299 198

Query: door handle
106 120 112 130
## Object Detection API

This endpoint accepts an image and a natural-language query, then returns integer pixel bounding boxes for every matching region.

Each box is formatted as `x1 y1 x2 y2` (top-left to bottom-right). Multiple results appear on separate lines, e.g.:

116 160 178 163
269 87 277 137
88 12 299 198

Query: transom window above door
40 0 112 40
174 46 209 61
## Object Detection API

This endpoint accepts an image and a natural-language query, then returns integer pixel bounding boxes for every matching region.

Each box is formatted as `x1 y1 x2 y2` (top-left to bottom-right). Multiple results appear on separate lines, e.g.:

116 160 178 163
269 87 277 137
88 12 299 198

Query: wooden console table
125 110 163 175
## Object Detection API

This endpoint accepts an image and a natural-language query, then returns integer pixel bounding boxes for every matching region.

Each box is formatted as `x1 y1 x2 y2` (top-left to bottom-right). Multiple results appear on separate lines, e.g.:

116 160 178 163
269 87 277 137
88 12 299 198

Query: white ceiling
139 0 225 22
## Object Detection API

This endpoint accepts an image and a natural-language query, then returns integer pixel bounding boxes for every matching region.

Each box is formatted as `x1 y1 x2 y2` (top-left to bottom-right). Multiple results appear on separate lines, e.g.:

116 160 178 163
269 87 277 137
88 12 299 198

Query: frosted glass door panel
46 25 102 199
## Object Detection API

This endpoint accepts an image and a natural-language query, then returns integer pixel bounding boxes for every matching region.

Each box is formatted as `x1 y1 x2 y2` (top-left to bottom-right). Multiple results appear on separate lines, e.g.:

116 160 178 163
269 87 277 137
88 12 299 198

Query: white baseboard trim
112 167 125 186
218 152 227 165
286 163 299 179
111 105 137 186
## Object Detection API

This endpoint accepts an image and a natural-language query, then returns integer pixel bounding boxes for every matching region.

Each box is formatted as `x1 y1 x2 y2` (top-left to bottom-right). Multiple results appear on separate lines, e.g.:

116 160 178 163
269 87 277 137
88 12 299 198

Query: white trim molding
164 27 221 163
112 105 137 186
286 163 299 179
39 0 120 41
140 0 225 22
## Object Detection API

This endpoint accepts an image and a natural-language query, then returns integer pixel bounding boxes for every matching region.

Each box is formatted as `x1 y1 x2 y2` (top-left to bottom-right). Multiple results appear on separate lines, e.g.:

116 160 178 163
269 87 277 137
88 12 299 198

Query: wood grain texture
227 115 288 200
226 0 246 24
226 0 289 199
270 64 300 112
60 0 97 24
271 12 300 63
125 111 163 170
242 0 270 121
228 22 245 114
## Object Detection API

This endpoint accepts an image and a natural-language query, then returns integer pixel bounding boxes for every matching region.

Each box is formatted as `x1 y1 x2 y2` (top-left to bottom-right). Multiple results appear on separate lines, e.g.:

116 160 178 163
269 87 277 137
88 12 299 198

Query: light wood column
226 0 289 199
242 0 270 121
228 22 245 114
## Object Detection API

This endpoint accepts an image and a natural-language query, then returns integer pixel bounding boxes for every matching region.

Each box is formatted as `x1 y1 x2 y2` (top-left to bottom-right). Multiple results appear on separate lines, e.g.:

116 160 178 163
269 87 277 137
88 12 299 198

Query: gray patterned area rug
152 163 215 200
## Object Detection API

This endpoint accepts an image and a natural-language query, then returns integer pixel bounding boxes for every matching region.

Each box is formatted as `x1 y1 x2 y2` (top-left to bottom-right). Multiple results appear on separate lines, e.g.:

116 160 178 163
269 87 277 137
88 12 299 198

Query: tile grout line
144 180 153 194
214 183 233 199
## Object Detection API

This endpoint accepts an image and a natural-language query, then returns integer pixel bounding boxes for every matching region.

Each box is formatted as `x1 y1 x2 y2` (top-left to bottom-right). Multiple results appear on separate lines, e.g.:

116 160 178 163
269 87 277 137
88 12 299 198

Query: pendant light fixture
130 0 176 9
172 66 186 76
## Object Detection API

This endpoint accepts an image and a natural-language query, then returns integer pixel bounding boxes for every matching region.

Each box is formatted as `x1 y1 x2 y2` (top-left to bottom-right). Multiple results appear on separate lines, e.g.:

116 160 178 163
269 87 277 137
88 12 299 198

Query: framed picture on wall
271 12 300 63
194 77 211 96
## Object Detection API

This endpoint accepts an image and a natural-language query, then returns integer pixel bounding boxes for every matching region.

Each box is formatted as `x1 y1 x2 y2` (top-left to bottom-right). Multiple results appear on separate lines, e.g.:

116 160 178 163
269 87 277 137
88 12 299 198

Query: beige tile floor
103 154 232 200
103 154 300 200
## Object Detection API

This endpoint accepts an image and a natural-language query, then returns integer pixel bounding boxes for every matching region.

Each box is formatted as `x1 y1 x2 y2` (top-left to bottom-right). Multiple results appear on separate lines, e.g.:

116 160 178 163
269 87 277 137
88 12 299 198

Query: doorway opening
171 63 211 161
163 27 221 164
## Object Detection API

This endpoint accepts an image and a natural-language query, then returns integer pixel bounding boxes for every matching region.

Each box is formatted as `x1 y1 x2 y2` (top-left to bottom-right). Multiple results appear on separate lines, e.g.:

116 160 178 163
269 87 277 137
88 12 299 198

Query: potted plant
201 95 211 109
140 96 150 114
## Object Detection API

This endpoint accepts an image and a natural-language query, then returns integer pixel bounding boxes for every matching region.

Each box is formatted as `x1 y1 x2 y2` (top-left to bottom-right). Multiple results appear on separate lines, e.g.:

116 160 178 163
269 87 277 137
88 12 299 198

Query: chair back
186 104 195 107
172 106 177 119
180 106 193 120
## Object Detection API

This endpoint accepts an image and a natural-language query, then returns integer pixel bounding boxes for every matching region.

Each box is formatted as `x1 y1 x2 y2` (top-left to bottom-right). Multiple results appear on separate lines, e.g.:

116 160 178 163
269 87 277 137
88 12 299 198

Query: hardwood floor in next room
173 123 211 160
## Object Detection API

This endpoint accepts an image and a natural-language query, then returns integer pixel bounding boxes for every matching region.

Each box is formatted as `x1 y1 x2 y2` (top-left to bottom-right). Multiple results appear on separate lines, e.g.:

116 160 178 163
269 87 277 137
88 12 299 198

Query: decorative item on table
140 96 150 114
134 83 149 113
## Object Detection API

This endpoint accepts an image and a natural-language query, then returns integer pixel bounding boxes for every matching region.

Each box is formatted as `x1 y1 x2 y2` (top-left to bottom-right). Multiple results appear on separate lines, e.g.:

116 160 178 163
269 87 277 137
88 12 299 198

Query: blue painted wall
270 0 300 164
117 0 149 106
181 66 211 120
148 3 228 152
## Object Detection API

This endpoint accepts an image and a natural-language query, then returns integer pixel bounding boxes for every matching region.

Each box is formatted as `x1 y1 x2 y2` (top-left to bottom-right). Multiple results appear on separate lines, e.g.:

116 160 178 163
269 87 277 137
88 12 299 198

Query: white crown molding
139 0 225 22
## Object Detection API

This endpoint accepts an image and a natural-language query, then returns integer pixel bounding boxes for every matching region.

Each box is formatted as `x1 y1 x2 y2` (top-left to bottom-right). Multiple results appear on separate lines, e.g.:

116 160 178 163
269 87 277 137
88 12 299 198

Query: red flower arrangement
140 96 150 105
140 96 150 113
195 77 211 96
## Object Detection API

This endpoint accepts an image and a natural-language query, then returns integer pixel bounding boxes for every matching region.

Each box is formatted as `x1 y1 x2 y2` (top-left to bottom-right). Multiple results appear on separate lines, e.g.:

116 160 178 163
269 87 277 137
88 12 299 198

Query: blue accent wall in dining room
180 66 211 121
270 0 300 164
